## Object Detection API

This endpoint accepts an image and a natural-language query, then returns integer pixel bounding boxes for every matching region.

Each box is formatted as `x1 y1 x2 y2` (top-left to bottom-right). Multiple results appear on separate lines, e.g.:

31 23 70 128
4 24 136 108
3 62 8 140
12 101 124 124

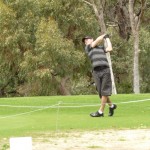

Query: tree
0 0 149 97
113 0 131 40
21 18 85 95
0 1 19 96
128 0 147 93
0 0 99 96
0 0 43 96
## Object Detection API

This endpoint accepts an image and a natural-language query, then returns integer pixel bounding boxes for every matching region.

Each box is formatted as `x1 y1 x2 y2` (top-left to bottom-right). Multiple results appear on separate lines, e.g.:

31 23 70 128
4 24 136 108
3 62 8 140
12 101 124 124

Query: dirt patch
33 129 150 150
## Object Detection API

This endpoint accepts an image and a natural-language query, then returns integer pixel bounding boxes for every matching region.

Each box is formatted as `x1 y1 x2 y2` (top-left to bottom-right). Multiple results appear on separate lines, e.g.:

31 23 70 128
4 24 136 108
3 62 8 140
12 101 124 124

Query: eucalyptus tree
1 0 148 96
129 0 147 93
0 0 42 96
0 0 99 96
21 18 85 95
20 0 98 95
0 1 18 96
82 0 149 94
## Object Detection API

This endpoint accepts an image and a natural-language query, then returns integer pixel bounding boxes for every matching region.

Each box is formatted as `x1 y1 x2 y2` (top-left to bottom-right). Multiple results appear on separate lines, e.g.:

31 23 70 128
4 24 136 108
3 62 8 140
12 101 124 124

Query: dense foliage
0 0 149 97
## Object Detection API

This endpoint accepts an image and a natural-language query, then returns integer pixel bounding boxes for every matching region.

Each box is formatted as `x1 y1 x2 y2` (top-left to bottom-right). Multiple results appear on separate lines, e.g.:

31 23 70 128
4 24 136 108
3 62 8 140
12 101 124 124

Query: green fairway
0 94 150 139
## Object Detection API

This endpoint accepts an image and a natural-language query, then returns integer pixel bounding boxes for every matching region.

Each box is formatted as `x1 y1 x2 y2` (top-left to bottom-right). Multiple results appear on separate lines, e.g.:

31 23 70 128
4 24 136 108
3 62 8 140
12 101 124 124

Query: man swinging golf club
82 34 117 117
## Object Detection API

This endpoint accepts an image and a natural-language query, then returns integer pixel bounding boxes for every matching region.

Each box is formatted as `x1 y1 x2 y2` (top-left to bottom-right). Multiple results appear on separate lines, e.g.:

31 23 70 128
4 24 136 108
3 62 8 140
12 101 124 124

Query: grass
0 94 150 140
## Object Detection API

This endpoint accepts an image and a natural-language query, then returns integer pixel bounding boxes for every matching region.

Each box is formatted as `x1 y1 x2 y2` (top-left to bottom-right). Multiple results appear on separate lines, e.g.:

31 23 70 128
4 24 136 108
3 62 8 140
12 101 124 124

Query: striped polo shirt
85 44 109 69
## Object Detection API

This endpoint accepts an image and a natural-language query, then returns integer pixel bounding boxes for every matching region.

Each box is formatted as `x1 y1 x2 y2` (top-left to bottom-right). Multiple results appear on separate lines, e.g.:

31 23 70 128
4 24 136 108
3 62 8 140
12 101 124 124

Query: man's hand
91 34 106 48
103 34 110 39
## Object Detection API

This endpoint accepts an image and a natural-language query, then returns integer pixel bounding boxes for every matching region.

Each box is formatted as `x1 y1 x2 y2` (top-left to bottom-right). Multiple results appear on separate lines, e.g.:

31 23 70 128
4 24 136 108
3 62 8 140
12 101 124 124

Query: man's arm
91 34 106 48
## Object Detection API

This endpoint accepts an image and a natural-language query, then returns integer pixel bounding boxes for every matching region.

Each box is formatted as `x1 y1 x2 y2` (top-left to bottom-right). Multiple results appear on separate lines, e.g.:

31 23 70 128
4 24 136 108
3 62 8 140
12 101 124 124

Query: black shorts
93 67 112 98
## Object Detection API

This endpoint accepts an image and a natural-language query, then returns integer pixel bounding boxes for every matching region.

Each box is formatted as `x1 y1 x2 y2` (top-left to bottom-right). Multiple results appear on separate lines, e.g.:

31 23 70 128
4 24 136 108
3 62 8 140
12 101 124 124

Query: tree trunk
128 0 147 93
59 76 71 95
115 0 131 40
133 34 140 93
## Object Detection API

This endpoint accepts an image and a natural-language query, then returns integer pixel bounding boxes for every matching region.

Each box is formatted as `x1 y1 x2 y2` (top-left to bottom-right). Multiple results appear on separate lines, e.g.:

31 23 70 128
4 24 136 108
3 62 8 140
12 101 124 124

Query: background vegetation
0 0 150 97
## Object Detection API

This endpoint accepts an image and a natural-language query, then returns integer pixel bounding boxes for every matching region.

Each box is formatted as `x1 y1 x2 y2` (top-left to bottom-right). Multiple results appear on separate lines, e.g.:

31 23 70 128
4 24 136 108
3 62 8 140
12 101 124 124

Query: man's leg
99 96 108 112
90 95 106 117
107 97 117 116
107 97 113 107
90 95 117 117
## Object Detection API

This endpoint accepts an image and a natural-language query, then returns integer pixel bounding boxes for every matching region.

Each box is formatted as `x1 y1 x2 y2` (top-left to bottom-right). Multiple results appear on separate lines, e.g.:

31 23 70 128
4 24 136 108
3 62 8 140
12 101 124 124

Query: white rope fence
0 103 60 119
0 98 149 119
0 98 149 108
